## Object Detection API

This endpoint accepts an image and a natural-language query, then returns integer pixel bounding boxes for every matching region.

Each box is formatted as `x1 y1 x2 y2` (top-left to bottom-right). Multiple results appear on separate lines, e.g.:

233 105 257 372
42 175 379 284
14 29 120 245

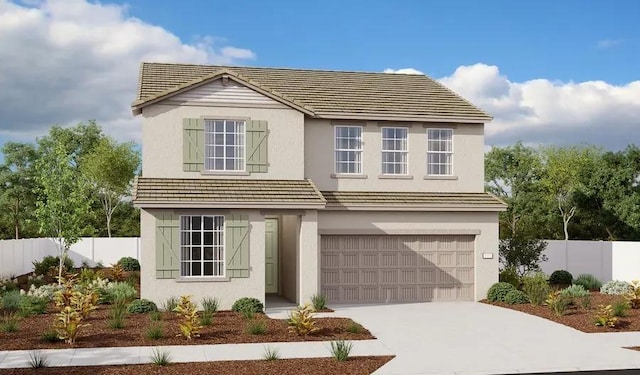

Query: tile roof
321 191 507 209
133 62 491 122
133 178 326 206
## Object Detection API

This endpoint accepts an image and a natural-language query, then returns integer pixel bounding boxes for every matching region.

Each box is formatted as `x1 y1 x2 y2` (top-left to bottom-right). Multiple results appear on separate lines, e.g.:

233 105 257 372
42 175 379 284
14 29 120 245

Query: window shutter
245 120 268 173
225 215 250 278
155 212 180 279
183 118 204 172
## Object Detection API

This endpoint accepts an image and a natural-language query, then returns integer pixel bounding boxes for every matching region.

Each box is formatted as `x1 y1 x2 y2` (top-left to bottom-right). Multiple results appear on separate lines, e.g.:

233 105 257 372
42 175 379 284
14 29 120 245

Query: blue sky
0 0 638 152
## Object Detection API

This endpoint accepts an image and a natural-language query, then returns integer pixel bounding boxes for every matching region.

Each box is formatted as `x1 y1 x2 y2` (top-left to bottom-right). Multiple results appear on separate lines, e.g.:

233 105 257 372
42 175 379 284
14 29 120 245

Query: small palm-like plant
625 280 640 309
594 304 618 328
173 295 202 340
288 303 319 336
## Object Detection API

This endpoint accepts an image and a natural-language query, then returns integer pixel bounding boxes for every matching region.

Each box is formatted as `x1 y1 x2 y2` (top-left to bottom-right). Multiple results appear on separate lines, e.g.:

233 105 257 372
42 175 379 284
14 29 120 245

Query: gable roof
133 62 492 122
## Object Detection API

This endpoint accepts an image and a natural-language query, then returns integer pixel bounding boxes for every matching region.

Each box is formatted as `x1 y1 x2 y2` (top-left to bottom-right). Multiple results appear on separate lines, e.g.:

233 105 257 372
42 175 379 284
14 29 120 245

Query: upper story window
180 215 225 277
334 126 363 174
204 120 245 171
381 127 408 175
427 129 453 176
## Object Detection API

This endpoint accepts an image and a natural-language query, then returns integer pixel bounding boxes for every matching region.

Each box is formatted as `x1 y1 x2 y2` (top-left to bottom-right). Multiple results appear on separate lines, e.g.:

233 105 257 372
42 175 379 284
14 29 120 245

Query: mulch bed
0 305 373 350
0 356 395 375
483 292 640 333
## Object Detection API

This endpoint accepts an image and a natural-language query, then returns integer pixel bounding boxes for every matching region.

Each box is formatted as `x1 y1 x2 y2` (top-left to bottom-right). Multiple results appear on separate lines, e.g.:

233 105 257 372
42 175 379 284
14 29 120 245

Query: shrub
22 284 61 301
579 295 592 309
28 351 48 369
499 268 521 288
200 311 213 326
162 296 178 312
601 280 632 295
109 297 128 329
311 294 327 311
573 274 602 291
109 263 126 282
263 345 280 361
232 297 264 315
145 323 164 340
246 319 267 335
150 348 171 366
549 270 573 287
560 284 589 299
0 277 19 293
625 280 640 309
522 273 550 306
346 321 363 334
0 313 19 333
612 299 630 317
128 299 158 314
173 295 202 340
149 310 162 321
19 295 49 317
78 268 98 285
41 329 60 343
117 257 140 272
102 282 137 304
504 289 529 304
288 303 318 336
1 290 22 312
594 304 617 328
201 297 220 314
33 255 74 277
329 340 353 362
486 282 515 302
546 291 571 316
53 275 98 344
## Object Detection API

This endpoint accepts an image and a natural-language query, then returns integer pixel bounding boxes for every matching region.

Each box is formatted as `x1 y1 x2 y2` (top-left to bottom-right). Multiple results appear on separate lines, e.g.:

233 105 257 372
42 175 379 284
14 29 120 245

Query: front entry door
265 218 279 293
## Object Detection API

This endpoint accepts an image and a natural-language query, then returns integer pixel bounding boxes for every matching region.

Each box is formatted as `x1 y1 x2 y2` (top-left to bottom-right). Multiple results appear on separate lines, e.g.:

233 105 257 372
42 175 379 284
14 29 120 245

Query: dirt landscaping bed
0 356 394 375
0 305 373 351
483 292 640 333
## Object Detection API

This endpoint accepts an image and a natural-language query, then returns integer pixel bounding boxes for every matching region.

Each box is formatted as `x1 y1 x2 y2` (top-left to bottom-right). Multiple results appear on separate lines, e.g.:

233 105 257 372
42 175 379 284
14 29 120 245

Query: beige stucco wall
299 210 319 304
305 119 485 192
141 104 305 179
140 208 266 310
280 215 299 303
317 210 500 301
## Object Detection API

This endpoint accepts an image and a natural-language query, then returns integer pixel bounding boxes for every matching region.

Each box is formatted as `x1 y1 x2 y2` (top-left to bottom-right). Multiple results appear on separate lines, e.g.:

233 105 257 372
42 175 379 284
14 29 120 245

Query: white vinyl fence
538 240 640 283
0 237 140 278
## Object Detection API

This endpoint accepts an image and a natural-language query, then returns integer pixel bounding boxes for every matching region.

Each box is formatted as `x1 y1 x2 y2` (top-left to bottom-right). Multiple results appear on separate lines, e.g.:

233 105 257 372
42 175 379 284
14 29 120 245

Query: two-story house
132 63 506 309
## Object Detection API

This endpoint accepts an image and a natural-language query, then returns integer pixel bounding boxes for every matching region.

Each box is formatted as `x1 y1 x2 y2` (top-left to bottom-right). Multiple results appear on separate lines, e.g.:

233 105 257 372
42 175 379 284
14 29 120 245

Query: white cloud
597 38 624 49
439 63 640 150
384 68 424 75
0 0 256 143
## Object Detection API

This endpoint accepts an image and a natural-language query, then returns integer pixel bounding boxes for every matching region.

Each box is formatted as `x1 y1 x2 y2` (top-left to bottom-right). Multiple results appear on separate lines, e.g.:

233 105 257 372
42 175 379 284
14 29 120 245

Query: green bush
504 289 529 304
1 290 22 312
0 277 19 294
127 299 157 314
499 269 521 288
546 291 571 316
601 280 632 295
32 256 74 276
561 284 589 298
19 295 49 316
549 270 573 286
117 257 140 272
522 273 550 306
246 319 267 335
311 294 327 311
611 299 630 317
201 297 220 314
232 297 264 314
101 282 137 304
573 274 602 291
486 282 516 302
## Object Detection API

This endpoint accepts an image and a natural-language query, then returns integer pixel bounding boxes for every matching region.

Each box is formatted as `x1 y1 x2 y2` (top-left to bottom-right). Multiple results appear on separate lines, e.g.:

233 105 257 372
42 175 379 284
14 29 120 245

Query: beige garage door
320 235 475 303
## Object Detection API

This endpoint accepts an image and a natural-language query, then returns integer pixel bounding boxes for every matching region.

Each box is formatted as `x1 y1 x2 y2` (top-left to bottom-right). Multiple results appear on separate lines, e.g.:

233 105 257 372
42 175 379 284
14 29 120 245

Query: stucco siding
141 103 305 179
304 119 485 192
140 208 266 310
280 215 299 302
317 210 499 301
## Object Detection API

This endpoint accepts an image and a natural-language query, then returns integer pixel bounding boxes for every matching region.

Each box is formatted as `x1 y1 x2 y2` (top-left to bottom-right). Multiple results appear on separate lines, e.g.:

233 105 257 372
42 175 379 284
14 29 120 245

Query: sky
0 0 639 152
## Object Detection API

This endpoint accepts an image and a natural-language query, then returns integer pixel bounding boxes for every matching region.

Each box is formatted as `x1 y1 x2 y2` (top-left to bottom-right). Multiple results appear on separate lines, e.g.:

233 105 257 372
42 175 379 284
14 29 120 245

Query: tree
540 145 601 240
82 138 140 237
0 142 39 239
34 142 91 282
499 235 548 277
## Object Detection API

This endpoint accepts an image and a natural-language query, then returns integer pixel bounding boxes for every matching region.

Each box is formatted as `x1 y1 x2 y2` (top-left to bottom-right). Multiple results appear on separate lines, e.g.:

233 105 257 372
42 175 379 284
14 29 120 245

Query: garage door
320 235 475 303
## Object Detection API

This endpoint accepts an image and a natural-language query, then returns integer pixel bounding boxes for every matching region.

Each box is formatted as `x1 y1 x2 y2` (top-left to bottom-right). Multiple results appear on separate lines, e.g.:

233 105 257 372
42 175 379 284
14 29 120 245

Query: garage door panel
320 234 475 303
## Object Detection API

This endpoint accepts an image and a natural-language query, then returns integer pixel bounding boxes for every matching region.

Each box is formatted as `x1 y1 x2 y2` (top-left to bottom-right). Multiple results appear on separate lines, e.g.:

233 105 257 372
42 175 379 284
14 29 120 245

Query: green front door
265 218 279 293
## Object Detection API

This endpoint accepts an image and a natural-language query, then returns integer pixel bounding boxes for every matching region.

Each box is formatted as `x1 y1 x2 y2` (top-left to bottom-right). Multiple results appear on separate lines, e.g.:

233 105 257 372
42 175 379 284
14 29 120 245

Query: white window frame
426 128 453 176
179 215 225 278
334 125 363 174
204 119 246 172
381 127 409 175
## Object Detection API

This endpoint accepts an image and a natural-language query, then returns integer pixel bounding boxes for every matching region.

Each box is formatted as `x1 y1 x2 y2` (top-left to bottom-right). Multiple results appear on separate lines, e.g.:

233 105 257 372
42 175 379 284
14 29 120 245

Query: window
204 120 245 171
381 127 408 175
180 215 225 277
427 129 453 175
334 126 363 174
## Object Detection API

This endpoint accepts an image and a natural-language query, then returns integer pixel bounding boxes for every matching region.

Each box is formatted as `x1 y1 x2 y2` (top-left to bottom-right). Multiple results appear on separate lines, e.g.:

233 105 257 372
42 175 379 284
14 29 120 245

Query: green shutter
225 215 250 278
183 118 204 172
155 212 180 279
246 120 268 173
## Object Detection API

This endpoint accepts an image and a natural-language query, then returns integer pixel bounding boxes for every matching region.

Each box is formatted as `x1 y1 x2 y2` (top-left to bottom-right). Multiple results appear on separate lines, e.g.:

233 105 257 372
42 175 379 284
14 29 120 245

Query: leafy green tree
499 235 548 277
82 137 140 237
0 142 39 239
37 121 104 168
34 142 91 282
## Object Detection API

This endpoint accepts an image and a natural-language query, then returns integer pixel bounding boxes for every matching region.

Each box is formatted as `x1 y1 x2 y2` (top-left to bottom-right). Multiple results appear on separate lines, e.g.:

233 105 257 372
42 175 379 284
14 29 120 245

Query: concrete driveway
328 302 640 375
